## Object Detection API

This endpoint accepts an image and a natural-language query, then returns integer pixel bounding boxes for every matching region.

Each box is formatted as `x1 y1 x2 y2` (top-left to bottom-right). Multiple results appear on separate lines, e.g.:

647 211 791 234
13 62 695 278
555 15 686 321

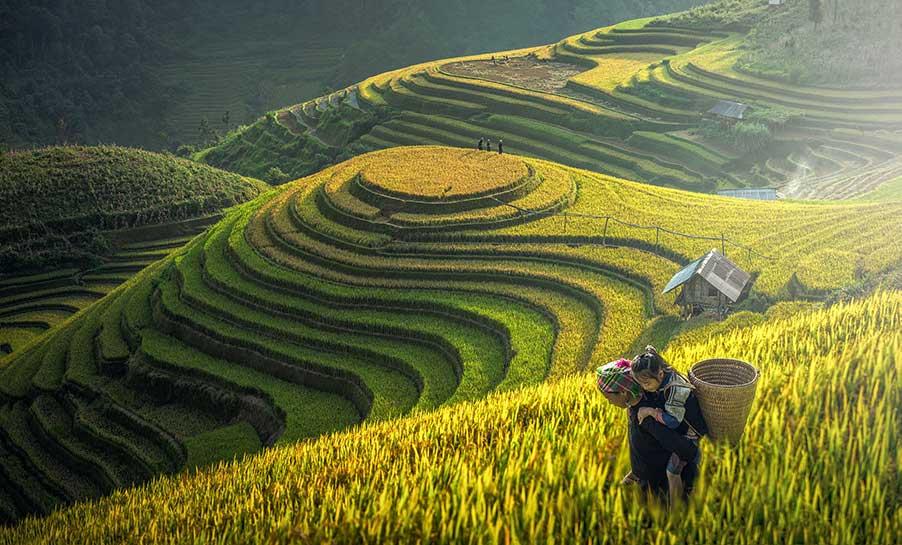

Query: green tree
266 166 289 184
732 122 771 154
198 117 219 146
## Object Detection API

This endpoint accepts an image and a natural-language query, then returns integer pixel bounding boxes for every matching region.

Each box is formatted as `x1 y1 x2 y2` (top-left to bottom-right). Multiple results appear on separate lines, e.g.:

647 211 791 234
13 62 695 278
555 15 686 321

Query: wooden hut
706 100 749 126
663 250 751 318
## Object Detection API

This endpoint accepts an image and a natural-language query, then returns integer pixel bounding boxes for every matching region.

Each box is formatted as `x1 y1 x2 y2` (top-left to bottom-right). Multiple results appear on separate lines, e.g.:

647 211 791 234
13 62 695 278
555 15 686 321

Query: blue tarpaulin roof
663 255 705 294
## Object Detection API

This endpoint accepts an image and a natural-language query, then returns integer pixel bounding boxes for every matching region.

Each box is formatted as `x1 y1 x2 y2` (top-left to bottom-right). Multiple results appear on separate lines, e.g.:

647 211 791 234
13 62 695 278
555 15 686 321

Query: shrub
266 167 290 185
745 107 798 131
176 144 196 158
700 119 772 154
732 121 771 154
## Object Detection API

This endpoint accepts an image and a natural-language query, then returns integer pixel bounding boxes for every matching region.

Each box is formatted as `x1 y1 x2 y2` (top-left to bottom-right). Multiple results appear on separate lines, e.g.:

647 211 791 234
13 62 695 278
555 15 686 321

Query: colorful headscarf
596 358 642 398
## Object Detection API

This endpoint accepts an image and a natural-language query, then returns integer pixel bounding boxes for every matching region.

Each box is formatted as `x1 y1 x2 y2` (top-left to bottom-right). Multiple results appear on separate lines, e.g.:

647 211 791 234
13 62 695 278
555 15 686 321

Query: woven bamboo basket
688 358 759 445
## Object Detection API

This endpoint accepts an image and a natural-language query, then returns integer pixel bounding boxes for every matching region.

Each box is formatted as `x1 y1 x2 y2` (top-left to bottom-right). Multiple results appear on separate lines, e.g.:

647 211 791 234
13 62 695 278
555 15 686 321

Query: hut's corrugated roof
663 255 705 294
707 100 749 120
663 250 751 302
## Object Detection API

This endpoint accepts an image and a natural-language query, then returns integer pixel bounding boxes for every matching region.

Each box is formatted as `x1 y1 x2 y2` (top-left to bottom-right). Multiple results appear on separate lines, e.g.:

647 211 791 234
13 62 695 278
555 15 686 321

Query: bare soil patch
442 56 585 93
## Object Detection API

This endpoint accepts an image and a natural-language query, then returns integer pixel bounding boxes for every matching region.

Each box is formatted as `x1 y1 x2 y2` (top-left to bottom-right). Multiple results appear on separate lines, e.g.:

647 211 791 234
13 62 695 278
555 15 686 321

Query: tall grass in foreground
3 293 899 544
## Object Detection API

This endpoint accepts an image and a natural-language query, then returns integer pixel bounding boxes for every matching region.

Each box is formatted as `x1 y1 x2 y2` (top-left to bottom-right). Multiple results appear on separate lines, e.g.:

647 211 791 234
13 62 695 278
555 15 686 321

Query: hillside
0 223 221 365
660 0 902 85
0 0 708 150
196 2 902 199
0 146 268 272
0 146 267 361
0 146 898 524
1 287 898 543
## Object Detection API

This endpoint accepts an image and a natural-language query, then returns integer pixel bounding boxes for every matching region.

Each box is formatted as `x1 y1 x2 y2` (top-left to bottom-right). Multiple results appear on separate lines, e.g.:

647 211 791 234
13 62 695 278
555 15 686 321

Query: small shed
716 188 779 201
706 100 749 123
663 250 751 317
768 0 786 6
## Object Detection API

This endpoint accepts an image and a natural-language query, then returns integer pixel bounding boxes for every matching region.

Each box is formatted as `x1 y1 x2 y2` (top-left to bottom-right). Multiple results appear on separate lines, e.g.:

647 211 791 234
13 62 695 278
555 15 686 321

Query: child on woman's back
631 346 708 501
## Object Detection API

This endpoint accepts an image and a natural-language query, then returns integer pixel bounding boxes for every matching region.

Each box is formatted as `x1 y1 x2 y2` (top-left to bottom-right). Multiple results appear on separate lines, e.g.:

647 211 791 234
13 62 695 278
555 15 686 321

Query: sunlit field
2 0 901 541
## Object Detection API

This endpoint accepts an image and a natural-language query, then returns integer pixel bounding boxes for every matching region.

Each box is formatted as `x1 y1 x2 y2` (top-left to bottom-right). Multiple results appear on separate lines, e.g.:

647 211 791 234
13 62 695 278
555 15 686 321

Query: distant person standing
486 138 492 152
498 139 504 155
477 137 484 151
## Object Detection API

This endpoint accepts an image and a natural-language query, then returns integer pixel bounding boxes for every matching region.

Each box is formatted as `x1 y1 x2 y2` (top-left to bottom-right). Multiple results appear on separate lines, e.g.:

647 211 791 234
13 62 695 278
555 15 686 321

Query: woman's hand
637 407 659 424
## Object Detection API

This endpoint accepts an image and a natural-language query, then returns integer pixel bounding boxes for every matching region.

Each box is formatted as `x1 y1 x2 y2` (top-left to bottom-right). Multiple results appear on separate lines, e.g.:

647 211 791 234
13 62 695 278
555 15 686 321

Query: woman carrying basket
596 355 703 502
631 346 708 501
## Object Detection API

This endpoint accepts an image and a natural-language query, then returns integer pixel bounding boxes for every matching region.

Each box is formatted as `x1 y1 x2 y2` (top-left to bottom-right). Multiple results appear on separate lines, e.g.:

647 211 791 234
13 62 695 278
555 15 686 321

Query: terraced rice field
609 30 902 197
0 146 270 363
223 16 902 202
569 51 673 93
1 147 899 524
0 219 219 363
3 282 899 544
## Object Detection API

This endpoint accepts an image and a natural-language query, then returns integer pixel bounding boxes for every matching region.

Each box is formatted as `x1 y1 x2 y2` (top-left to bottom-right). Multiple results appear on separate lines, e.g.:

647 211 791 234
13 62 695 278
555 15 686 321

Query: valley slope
0 146 898 524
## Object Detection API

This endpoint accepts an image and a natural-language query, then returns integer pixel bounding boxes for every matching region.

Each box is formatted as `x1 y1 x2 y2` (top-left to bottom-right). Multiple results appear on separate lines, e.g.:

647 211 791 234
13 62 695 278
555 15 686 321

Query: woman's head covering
596 358 642 398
